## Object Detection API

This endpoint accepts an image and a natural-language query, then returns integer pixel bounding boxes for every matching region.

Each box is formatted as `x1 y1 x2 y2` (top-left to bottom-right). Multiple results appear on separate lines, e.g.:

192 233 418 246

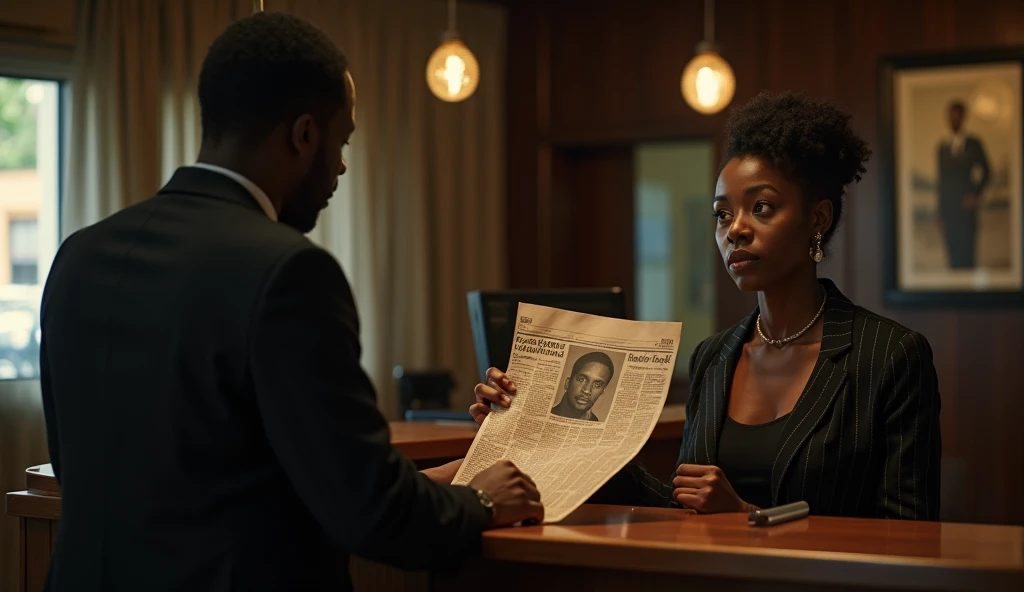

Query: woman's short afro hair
721 91 871 247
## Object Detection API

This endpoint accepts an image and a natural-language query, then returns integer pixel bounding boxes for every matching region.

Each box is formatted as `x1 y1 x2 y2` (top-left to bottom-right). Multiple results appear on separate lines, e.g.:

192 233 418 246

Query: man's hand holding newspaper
465 459 545 526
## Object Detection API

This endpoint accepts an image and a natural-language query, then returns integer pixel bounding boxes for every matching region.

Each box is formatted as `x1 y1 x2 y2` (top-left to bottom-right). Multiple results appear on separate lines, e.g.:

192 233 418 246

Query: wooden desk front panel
6 467 60 592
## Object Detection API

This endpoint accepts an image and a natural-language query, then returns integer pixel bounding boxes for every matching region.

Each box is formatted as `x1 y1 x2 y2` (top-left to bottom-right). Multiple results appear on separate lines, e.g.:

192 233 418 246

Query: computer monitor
466 288 628 380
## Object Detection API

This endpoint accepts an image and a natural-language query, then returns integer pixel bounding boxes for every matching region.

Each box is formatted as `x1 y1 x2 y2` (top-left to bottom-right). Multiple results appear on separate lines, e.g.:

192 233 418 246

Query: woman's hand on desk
469 367 516 425
672 464 755 514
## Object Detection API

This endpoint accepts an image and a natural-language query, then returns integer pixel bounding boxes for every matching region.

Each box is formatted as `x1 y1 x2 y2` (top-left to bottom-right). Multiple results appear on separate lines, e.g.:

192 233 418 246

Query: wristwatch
475 489 495 518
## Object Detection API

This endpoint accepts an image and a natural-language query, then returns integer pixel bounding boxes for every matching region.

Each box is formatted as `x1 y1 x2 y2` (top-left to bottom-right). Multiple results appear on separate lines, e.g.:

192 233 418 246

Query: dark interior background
502 0 1024 526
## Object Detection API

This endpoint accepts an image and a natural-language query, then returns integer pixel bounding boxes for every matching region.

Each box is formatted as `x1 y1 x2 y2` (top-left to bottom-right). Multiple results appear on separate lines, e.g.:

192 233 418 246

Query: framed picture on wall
879 48 1024 306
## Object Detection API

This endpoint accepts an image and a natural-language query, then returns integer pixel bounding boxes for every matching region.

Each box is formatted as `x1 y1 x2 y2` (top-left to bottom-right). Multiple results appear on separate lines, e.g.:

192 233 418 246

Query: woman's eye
753 201 774 214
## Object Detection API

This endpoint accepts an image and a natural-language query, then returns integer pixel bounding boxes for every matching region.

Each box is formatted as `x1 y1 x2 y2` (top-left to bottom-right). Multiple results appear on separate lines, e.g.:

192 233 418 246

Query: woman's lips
729 259 760 271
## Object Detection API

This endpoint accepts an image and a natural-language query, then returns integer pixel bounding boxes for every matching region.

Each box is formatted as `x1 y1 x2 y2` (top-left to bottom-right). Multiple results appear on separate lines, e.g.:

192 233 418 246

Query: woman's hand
469 367 516 425
672 464 754 513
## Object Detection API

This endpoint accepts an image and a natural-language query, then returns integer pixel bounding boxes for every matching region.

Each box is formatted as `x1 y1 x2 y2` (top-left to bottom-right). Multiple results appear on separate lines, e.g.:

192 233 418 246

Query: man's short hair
570 351 615 382
197 12 349 143
949 101 966 114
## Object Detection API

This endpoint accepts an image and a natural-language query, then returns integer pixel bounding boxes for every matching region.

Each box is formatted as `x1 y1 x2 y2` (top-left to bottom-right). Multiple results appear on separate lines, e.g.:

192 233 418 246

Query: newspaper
452 303 682 523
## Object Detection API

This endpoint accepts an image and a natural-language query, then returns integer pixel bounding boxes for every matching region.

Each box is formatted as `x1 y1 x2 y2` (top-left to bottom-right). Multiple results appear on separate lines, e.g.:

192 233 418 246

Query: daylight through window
0 76 60 380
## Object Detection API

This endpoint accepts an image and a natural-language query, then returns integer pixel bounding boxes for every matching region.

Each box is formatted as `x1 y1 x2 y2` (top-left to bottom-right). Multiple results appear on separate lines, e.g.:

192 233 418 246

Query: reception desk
14 407 1022 591
5 408 685 591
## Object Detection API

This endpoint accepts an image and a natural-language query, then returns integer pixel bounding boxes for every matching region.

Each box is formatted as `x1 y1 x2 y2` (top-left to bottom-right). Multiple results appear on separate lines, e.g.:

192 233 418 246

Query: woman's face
713 155 831 292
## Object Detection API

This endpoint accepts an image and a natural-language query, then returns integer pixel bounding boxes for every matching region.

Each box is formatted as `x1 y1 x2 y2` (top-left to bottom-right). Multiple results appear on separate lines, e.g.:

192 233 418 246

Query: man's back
40 168 489 591
40 12 544 590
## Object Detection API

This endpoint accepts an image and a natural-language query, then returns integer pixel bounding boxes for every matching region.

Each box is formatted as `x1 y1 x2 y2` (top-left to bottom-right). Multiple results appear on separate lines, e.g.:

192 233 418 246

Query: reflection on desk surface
487 504 1024 566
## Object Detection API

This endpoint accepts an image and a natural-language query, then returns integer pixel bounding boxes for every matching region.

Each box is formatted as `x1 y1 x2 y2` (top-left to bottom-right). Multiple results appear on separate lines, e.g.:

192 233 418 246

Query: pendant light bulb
427 0 479 102
681 45 735 114
680 0 735 114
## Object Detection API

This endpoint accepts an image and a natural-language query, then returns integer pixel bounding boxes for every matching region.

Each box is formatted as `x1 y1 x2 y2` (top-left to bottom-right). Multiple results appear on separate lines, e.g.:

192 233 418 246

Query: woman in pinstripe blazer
472 92 941 520
657 278 942 519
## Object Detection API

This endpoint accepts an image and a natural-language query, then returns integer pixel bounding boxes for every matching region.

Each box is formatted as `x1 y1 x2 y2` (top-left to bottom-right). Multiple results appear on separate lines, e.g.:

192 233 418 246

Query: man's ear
290 114 319 158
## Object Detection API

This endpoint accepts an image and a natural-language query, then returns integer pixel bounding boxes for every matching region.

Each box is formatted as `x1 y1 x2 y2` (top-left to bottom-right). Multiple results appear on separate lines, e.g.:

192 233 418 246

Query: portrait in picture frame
879 48 1024 306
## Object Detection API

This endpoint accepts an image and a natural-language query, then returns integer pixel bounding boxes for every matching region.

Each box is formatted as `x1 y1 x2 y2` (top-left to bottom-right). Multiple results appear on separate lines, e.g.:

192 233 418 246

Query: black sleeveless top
717 414 790 510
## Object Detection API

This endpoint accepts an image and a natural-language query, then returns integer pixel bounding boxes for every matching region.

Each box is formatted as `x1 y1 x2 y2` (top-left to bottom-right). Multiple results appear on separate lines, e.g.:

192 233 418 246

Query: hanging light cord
704 0 715 44
448 0 457 36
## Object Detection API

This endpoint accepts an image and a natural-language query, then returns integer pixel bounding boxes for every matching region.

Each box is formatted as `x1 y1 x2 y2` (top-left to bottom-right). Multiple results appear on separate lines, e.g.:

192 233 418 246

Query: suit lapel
769 279 855 505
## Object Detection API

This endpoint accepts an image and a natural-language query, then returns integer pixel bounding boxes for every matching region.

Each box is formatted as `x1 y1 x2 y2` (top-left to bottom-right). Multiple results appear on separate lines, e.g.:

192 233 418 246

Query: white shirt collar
190 162 278 221
949 131 966 153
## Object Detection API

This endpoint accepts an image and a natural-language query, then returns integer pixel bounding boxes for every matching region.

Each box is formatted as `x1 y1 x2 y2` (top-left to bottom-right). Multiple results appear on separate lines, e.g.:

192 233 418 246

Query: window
0 76 61 380
634 141 716 379
10 218 39 284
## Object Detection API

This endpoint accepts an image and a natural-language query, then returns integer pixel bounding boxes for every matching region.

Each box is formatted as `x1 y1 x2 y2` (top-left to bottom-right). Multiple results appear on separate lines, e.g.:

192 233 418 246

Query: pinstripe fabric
590 279 941 520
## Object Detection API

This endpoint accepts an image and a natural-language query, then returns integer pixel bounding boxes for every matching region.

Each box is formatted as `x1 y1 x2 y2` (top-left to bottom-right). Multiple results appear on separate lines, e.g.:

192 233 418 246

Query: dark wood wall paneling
504 0 1024 525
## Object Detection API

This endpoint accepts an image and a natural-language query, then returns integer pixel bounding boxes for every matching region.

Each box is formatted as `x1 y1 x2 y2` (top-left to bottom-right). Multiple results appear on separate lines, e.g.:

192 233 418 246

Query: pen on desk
747 501 809 527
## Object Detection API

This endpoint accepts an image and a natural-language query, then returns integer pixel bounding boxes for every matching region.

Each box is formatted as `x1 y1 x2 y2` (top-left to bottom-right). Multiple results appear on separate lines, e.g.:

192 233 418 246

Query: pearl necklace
756 288 827 348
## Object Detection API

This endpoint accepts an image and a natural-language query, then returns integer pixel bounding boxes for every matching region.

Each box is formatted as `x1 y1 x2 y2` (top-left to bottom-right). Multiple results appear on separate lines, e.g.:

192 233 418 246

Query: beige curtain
64 0 507 418
65 0 248 225
295 0 507 418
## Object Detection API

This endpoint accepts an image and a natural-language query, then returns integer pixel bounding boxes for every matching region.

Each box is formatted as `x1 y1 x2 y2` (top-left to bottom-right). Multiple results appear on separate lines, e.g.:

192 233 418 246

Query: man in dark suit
937 100 990 269
39 12 542 592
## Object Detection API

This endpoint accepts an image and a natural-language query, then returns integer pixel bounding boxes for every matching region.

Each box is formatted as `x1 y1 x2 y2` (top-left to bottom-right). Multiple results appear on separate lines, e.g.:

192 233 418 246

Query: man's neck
196 143 285 212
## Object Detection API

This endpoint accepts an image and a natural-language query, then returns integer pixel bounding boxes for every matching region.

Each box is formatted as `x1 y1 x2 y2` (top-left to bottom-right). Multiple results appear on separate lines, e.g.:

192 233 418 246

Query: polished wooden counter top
5 465 59 522
466 504 1024 590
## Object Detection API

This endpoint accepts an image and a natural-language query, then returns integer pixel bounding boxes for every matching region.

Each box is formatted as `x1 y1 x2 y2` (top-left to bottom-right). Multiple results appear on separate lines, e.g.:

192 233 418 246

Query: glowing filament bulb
681 50 735 115
442 55 466 95
426 39 479 102
695 67 722 107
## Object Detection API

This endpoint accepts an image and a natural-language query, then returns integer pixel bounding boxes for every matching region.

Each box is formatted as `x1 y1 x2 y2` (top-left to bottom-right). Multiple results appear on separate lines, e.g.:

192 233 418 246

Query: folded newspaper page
452 303 682 523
